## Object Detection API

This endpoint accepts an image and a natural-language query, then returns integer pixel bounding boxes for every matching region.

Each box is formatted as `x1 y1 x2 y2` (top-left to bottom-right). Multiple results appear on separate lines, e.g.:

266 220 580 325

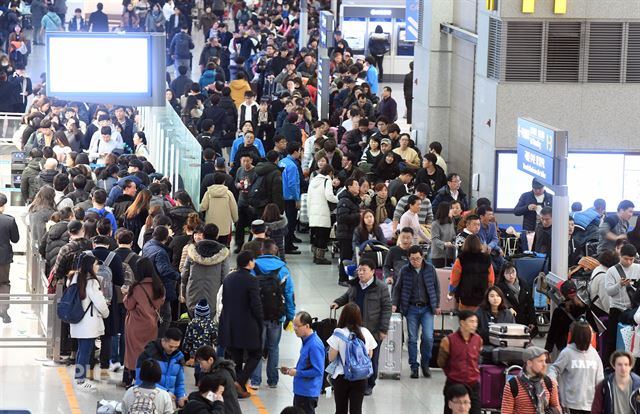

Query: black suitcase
430 315 453 368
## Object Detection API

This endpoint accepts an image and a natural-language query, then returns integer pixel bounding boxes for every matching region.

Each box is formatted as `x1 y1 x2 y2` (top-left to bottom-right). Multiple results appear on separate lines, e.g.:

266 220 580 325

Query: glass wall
139 104 201 208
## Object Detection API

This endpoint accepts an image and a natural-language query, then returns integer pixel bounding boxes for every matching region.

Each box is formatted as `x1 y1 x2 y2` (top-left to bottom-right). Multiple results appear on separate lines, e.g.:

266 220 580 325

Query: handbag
140 285 163 324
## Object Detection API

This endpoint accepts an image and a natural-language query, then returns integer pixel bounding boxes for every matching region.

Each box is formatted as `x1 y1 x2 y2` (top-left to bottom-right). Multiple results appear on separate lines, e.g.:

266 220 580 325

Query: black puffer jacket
39 220 70 275
37 168 57 189
112 194 135 225
169 205 197 236
181 392 225 414
254 161 284 213
496 277 537 329
336 190 361 240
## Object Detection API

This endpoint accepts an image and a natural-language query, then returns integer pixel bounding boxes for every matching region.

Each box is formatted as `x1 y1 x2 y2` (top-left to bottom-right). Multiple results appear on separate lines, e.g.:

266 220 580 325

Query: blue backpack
334 331 373 381
57 283 92 324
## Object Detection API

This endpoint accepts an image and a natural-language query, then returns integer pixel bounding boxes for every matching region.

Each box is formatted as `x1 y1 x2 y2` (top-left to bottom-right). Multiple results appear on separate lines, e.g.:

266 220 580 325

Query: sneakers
248 383 260 390
108 361 122 372
268 384 278 389
410 369 419 379
1 312 11 323
75 380 97 392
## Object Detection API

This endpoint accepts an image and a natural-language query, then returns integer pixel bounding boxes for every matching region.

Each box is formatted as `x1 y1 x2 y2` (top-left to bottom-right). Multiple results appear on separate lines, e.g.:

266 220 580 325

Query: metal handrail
0 112 24 145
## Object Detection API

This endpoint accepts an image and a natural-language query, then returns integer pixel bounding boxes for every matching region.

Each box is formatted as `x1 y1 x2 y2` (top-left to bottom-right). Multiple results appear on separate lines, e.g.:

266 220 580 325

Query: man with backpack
331 258 391 396
501 346 560 414
249 239 295 390
170 24 195 74
87 188 118 236
252 151 284 215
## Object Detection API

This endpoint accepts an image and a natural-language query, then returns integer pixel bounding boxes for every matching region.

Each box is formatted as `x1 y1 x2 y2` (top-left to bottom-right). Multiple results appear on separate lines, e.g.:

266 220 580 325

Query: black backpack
247 174 269 209
255 268 286 321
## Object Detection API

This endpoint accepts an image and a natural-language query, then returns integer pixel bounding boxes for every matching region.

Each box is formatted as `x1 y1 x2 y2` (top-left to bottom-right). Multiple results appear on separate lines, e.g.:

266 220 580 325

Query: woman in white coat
307 164 339 264
70 254 110 391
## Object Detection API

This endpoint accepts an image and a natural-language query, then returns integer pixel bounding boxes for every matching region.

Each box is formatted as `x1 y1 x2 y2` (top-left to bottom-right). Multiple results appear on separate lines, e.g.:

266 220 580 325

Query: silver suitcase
379 313 402 379
489 323 531 348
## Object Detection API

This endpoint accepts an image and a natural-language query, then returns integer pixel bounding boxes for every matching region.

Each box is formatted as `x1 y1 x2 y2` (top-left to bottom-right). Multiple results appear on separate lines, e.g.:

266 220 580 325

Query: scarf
518 372 549 414
508 278 521 299
374 195 388 225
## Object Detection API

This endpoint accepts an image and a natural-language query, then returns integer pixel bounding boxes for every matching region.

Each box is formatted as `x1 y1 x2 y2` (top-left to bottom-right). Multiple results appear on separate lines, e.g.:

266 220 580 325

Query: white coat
69 275 110 339
307 173 339 229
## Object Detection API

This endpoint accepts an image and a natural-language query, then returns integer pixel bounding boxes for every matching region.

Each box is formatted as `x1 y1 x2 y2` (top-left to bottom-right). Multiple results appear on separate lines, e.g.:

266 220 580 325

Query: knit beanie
194 299 210 319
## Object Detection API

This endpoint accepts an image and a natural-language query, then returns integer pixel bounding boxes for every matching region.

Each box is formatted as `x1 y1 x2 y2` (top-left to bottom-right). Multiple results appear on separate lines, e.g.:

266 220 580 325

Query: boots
314 248 332 265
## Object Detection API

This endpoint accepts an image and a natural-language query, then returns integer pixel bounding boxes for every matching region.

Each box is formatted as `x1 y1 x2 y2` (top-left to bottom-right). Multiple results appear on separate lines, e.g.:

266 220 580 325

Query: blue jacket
255 254 295 321
106 175 144 206
478 222 500 252
572 207 601 229
279 155 300 201
293 331 325 397
514 190 553 231
199 69 217 90
366 66 379 94
394 261 440 315
135 339 186 399
86 207 117 236
230 136 265 163
142 239 180 301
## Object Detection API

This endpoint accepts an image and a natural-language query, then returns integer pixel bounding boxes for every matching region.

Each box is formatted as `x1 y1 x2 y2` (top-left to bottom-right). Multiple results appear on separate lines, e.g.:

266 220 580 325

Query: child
121 359 174 414
183 299 218 366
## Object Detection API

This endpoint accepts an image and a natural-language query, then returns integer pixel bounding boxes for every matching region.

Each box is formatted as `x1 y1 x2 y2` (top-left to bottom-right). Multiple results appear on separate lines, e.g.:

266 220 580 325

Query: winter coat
255 254 296 322
69 275 110 339
229 79 252 108
181 392 225 414
135 339 186 399
591 372 640 414
199 69 217 90
181 240 230 315
0 213 19 265
496 278 537 328
514 190 553 232
279 155 300 201
170 31 195 59
368 32 388 56
96 176 117 193
307 173 339 229
28 208 55 246
31 0 46 21
112 194 135 224
169 205 196 236
218 268 264 349
265 216 288 260
20 158 42 202
432 185 469 214
124 279 165 370
142 239 181 301
37 168 57 189
335 190 361 240
254 161 284 213
54 238 93 281
196 359 241 414
145 10 165 32
334 277 392 340
91 247 125 336
39 220 69 274
200 184 238 236
280 121 302 144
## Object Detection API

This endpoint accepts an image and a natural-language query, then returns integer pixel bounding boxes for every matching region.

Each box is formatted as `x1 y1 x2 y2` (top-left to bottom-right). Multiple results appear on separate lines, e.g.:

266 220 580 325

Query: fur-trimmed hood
187 240 229 266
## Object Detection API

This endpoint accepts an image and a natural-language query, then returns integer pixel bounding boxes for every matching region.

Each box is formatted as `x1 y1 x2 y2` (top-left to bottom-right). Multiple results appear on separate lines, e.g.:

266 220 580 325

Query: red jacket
442 330 482 384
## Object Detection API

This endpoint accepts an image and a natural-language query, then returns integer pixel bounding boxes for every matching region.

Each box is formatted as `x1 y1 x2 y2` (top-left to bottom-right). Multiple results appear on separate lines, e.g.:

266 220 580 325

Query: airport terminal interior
0 0 640 414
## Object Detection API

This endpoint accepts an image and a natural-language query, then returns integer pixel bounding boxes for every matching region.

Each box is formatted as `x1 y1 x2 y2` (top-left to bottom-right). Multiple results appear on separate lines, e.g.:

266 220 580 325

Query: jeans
250 320 283 386
158 301 172 338
75 338 95 380
110 333 125 365
406 305 435 370
284 200 298 248
293 395 318 414
174 58 190 75
367 339 381 390
333 375 366 414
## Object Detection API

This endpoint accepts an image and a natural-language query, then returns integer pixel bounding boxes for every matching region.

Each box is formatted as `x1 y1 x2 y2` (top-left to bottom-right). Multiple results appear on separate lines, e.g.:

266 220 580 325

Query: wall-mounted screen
46 33 151 101
495 151 640 212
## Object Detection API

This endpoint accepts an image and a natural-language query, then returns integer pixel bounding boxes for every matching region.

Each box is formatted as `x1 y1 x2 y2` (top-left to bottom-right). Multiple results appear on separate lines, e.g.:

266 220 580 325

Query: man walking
170 24 195 74
392 245 440 378
0 193 19 323
218 251 263 399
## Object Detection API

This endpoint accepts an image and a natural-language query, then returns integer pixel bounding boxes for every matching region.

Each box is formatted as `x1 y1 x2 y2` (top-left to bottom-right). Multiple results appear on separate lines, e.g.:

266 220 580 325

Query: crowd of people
2 0 640 414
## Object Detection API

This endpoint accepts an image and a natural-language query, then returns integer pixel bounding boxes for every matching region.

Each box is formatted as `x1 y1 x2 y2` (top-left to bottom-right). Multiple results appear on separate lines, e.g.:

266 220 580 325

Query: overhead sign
405 0 419 42
516 117 566 186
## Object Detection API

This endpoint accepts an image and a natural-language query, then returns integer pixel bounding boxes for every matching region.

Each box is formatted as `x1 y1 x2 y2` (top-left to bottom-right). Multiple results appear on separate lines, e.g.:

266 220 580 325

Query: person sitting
195 345 242 414
352 209 386 252
181 375 225 414
474 286 515 344
121 359 174 414
495 262 537 335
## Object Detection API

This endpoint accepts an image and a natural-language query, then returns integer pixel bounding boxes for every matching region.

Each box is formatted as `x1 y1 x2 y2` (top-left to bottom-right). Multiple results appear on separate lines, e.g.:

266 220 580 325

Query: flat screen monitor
495 151 640 213
46 33 152 101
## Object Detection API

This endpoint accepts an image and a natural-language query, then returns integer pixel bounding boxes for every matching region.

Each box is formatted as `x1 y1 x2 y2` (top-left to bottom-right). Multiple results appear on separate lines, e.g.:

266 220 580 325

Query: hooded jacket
142 239 180 301
200 185 238 237
229 79 252 108
265 215 288 260
279 154 300 201
20 157 42 202
135 339 186 399
181 240 230 314
255 254 295 322
37 168 57 189
591 372 640 414
169 205 197 236
199 69 217 90
254 161 284 212
335 190 361 239
39 220 69 274
307 173 339 229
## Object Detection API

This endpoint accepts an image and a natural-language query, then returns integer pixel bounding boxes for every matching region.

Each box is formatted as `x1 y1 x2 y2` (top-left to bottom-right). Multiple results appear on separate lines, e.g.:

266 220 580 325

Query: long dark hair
461 234 484 254
435 201 452 225
479 286 507 312
262 203 282 223
130 257 165 300
357 209 381 241
29 185 56 212
337 302 365 342
76 254 98 300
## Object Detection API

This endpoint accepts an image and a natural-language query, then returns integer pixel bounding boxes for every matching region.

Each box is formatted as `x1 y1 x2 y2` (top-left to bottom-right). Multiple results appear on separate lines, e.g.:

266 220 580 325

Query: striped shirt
501 376 560 414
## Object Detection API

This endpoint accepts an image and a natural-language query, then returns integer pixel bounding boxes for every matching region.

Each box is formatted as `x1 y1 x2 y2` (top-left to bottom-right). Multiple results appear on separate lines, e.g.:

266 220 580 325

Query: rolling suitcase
379 313 402 379
436 267 457 314
512 256 548 289
489 323 531 348
492 346 527 365
430 315 453 368
480 364 522 410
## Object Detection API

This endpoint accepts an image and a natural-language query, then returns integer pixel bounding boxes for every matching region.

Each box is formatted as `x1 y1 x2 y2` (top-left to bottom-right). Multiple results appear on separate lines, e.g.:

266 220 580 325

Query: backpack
129 387 158 414
116 252 137 304
57 283 92 324
508 375 554 399
246 174 269 210
84 250 116 303
173 34 191 58
255 268 286 321
333 330 373 381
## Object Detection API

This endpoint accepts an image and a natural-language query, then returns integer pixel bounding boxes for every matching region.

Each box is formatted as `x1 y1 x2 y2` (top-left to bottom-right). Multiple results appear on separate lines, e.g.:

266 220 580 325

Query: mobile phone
280 366 289 374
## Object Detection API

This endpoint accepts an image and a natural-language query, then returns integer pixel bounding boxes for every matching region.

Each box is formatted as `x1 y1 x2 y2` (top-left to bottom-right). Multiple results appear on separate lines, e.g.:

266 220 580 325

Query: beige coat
200 184 238 236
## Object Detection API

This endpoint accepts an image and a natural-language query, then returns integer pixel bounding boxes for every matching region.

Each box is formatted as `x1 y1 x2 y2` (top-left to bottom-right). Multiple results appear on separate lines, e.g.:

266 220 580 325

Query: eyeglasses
451 399 471 406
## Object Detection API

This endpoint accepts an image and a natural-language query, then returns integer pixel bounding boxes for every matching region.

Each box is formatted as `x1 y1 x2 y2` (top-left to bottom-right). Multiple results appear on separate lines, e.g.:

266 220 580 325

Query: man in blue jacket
279 142 302 254
136 328 187 408
282 311 325 414
170 24 195 75
87 188 118 236
142 226 180 337
392 245 440 379
249 239 295 389
514 178 553 232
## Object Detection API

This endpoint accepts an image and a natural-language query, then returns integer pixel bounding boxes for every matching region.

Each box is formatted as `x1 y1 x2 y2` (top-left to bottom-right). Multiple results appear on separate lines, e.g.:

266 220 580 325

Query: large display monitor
46 32 164 105
494 151 640 213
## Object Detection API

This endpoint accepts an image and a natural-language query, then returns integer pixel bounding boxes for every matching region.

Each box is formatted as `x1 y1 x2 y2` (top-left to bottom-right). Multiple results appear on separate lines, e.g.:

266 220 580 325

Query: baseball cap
215 157 226 168
523 346 548 362
532 179 544 189
380 138 392 146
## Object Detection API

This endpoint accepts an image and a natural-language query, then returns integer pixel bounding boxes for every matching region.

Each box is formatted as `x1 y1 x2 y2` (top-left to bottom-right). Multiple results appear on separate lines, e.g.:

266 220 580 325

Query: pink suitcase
480 364 522 409
436 268 457 313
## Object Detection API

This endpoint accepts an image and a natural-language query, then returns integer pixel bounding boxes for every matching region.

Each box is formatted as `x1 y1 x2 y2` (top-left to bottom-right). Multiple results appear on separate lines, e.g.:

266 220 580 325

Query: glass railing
138 104 202 209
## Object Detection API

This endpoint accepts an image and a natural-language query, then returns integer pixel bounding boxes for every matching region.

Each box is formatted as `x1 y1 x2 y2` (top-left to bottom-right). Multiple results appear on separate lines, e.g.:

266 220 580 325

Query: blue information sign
516 117 559 185
405 0 419 42
517 145 555 185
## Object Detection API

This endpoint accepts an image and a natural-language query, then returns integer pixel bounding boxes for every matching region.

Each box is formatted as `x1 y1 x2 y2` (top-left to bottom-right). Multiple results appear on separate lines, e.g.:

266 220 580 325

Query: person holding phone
181 375 225 414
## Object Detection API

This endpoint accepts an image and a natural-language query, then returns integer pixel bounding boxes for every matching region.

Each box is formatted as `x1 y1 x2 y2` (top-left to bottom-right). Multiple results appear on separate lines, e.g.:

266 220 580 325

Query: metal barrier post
45 282 62 361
